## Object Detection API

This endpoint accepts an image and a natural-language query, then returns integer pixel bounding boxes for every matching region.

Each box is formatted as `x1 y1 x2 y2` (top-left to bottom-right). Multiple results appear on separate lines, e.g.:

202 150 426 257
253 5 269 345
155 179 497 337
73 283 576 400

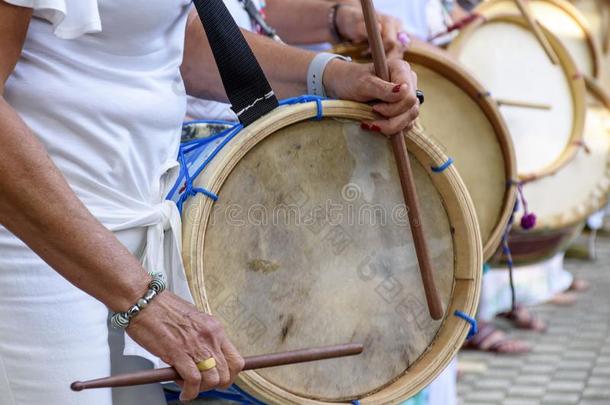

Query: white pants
0 227 166 405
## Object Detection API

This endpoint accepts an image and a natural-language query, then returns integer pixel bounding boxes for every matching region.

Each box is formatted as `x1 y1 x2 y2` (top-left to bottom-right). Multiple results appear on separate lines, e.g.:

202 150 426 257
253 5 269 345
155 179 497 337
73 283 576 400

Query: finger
222 340 245 384
366 105 420 135
211 349 232 389
200 365 221 392
173 355 203 402
360 74 405 103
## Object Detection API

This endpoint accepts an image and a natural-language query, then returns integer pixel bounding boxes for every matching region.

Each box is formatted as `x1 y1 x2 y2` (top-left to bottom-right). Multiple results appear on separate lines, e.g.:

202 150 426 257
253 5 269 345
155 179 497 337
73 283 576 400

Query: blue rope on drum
167 96 328 214
431 157 454 173
453 310 478 340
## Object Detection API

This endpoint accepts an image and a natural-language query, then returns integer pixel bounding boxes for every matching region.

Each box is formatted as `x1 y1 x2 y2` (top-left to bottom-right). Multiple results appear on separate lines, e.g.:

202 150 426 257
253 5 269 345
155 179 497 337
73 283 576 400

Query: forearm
182 11 313 100
0 98 149 312
264 0 335 44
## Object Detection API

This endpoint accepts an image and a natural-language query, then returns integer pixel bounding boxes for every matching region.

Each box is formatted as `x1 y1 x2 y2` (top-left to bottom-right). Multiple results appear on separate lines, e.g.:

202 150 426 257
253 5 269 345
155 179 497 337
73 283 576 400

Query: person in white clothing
187 0 406 121
0 1 421 404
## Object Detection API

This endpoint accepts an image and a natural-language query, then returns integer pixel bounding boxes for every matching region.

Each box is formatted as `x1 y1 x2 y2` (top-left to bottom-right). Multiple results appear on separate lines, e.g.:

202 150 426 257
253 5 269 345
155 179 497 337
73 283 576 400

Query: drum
448 14 587 181
570 0 610 89
491 79 610 264
178 99 482 404
332 43 518 261
476 0 602 79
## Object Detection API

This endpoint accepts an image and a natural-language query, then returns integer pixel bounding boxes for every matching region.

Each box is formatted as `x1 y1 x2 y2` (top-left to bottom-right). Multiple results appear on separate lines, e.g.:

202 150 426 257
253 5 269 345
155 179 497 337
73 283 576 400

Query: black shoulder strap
192 0 279 126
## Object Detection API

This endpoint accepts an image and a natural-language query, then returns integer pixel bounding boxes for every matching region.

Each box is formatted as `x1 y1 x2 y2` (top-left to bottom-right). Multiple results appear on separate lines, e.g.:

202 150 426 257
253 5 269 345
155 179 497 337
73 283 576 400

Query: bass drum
332 42 517 261
492 79 610 264
476 0 602 79
179 100 482 404
448 14 586 181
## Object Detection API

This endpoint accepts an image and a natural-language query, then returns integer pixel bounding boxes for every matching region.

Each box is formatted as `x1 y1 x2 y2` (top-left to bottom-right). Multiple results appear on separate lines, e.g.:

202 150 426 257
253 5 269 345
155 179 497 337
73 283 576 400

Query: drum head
449 14 586 180
517 85 610 229
406 45 517 261
182 101 482 404
476 0 601 78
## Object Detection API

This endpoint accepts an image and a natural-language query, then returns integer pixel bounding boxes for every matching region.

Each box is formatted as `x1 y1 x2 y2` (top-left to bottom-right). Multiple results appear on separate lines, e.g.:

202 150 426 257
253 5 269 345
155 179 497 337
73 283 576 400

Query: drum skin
476 0 602 79
449 14 586 181
332 43 517 261
181 101 482 404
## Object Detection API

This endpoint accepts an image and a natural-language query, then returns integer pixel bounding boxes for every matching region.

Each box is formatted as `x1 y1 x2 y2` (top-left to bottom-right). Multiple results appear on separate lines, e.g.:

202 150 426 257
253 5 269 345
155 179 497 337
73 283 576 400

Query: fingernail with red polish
392 84 402 93
361 123 371 131
370 125 382 132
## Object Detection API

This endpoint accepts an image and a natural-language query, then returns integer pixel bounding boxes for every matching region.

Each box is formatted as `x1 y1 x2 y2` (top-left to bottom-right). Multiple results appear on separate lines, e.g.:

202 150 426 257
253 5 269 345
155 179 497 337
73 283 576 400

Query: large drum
476 0 602 79
448 14 587 181
492 79 610 264
332 43 517 261
177 99 482 404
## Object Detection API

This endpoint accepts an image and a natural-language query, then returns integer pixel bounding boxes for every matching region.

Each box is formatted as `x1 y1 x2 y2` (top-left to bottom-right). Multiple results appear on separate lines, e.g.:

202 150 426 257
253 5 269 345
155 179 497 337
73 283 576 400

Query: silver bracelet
306 52 351 97
111 273 167 329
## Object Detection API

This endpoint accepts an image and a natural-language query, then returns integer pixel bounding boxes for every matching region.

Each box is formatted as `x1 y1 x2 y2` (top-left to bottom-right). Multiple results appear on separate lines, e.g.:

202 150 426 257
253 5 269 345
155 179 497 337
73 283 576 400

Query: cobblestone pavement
458 233 610 405
175 234 610 405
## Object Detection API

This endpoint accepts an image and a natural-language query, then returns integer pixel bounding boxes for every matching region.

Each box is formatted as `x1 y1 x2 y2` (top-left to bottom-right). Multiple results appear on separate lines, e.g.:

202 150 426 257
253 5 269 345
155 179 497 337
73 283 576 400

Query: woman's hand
335 5 408 58
323 58 420 135
127 292 244 401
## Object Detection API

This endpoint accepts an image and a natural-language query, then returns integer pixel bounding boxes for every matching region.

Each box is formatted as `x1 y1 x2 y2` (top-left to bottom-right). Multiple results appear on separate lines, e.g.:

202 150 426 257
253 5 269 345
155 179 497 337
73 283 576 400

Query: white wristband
307 52 351 97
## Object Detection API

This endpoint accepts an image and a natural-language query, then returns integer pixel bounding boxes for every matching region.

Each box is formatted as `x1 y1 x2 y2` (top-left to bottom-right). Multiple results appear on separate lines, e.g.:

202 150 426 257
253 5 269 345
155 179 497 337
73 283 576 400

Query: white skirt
0 227 166 405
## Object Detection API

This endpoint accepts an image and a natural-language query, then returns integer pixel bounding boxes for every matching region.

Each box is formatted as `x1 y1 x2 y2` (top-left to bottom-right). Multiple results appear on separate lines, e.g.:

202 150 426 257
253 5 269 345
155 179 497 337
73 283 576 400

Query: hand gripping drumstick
513 0 560 65
359 0 444 320
71 343 363 391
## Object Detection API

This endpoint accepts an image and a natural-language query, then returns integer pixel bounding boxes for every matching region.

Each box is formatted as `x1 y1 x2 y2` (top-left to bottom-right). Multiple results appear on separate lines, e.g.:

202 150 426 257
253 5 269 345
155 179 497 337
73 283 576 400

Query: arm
182 9 419 134
0 3 242 401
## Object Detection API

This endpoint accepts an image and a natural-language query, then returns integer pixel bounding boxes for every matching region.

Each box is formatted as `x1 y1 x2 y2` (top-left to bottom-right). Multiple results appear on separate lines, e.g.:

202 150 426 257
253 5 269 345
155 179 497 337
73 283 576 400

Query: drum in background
448 14 586 181
332 42 517 261
492 80 610 264
180 100 482 404
476 0 602 79
570 0 610 89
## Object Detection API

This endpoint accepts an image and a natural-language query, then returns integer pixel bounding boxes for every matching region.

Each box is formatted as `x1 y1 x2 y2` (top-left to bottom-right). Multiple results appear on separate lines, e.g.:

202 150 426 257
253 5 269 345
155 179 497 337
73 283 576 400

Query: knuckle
187 370 202 384
206 372 221 387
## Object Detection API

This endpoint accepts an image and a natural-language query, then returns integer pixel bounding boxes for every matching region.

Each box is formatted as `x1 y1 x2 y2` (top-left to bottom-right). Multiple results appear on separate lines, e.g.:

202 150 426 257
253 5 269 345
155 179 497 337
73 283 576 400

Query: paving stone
502 400 540 405
553 370 589 381
541 393 580 404
465 390 506 402
527 354 562 364
591 365 610 376
533 344 564 353
587 376 610 386
583 386 610 399
547 380 586 392
558 359 594 370
475 379 512 390
507 385 546 398
514 374 552 385
521 364 556 374
563 350 598 360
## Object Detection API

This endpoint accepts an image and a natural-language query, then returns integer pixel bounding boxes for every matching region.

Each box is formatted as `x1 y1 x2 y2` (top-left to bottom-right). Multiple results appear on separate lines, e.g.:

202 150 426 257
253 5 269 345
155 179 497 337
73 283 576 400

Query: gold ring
196 357 217 372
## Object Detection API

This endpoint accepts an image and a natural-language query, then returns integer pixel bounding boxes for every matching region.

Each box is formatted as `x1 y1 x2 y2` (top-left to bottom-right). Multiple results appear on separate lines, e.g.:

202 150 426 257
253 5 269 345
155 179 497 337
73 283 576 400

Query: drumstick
513 0 560 65
71 343 363 391
359 0 444 321
495 98 552 110
603 3 610 54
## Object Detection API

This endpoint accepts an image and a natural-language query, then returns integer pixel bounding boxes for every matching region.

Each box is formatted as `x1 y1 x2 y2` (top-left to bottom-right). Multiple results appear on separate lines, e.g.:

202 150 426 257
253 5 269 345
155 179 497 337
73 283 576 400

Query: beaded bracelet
111 273 167 329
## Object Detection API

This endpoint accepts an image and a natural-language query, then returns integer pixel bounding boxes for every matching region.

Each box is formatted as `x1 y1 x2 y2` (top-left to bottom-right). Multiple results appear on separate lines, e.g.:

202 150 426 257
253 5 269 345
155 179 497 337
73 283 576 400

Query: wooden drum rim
476 0 603 79
405 43 518 261
448 13 587 181
181 100 483 404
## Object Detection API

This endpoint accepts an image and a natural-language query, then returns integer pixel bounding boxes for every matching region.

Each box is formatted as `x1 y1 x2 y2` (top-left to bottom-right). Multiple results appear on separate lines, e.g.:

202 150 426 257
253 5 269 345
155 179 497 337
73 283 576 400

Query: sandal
463 321 531 354
497 305 547 332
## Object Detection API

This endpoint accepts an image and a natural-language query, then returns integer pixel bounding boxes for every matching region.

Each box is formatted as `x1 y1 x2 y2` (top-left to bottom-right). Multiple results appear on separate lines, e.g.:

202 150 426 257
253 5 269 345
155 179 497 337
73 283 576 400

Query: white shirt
3 0 193 364
373 0 454 42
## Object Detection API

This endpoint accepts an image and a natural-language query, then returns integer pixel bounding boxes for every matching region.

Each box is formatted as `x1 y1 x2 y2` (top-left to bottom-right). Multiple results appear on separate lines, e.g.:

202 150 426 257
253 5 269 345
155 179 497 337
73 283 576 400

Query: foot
497 305 547 332
548 291 577 306
463 322 531 354
568 278 590 292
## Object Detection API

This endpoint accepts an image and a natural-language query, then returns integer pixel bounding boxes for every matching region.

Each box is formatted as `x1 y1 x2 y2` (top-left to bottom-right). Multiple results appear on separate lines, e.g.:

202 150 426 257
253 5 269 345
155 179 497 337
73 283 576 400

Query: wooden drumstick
495 98 552 110
359 0 444 321
513 0 560 65
603 3 610 54
71 343 363 391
